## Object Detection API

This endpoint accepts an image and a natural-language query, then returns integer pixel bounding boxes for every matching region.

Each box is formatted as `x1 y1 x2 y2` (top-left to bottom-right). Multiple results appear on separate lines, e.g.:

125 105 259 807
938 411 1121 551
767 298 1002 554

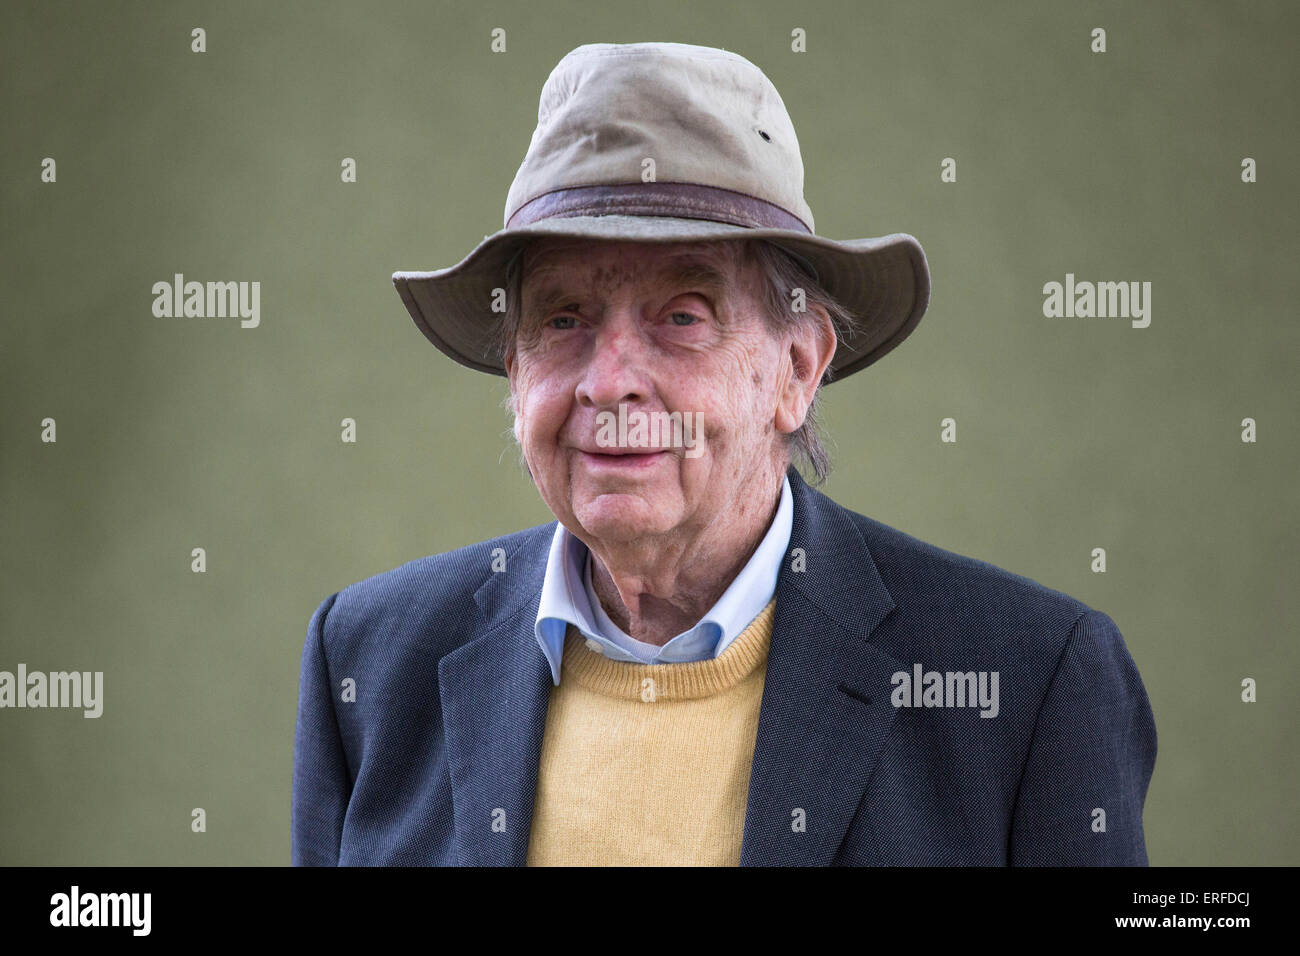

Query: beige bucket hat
392 41 930 382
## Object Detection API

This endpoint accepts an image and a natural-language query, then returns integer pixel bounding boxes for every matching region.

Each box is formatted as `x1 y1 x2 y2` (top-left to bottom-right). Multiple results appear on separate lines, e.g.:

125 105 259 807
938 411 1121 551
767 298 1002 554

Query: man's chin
571 492 677 542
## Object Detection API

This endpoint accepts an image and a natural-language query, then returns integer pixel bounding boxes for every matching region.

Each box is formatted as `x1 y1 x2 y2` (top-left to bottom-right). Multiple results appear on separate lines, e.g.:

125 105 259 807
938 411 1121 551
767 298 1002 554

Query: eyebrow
522 255 736 320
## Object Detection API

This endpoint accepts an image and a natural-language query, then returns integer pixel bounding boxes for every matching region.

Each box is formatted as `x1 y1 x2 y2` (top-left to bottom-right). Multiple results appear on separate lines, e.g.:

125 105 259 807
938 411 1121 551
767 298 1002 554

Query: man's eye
670 312 700 326
549 315 578 329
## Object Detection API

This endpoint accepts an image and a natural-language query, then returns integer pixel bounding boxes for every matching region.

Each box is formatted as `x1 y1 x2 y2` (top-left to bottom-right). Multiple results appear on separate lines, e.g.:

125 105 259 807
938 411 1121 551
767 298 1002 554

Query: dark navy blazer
292 466 1157 866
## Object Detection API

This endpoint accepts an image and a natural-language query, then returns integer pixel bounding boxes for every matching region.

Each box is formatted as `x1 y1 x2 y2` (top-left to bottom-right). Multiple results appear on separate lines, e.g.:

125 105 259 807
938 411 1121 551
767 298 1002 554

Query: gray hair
495 237 860 486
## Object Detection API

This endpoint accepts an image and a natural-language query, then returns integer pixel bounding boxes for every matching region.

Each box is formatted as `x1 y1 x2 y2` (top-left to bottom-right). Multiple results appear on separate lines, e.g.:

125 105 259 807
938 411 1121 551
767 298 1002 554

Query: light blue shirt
534 475 793 685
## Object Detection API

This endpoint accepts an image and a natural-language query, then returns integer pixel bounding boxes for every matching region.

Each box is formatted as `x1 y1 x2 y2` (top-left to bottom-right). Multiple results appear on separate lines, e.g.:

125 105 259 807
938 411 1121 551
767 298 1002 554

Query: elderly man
292 41 1156 866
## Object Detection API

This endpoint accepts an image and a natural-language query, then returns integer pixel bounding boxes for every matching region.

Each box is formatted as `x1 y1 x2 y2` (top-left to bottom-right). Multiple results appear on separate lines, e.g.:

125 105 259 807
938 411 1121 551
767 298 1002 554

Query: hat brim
392 215 930 382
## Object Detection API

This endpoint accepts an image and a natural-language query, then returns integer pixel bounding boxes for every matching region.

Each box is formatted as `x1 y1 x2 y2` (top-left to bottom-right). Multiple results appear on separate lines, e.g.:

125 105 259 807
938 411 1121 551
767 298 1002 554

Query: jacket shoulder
833 499 1140 740
830 496 1096 649
310 521 554 662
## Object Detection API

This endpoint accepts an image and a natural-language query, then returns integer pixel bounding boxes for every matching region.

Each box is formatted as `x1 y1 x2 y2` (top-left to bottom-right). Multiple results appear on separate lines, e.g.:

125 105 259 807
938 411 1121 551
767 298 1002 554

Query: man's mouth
576 448 671 470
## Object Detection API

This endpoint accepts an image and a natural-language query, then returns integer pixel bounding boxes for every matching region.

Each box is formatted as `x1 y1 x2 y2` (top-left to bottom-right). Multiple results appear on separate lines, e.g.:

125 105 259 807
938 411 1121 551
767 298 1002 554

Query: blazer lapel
438 524 555 866
739 467 903 866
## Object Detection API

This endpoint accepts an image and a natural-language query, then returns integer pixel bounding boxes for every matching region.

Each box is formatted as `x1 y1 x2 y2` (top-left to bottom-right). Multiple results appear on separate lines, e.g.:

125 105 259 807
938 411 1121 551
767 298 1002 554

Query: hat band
506 182 812 233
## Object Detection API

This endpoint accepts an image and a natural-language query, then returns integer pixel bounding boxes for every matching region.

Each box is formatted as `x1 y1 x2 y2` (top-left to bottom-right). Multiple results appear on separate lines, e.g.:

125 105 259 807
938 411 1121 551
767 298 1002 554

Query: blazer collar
437 465 901 866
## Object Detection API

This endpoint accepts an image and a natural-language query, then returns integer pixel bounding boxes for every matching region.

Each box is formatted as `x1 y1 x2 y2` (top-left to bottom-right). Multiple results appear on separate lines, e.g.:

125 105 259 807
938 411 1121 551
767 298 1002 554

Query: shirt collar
534 474 793 685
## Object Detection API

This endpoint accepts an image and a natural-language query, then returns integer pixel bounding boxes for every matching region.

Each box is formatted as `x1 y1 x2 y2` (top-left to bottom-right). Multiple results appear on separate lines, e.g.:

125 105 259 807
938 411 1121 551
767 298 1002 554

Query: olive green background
2 0 1296 865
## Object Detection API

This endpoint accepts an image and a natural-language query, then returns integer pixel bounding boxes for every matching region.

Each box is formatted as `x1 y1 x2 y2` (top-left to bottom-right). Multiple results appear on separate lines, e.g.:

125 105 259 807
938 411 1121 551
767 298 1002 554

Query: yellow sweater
525 598 775 866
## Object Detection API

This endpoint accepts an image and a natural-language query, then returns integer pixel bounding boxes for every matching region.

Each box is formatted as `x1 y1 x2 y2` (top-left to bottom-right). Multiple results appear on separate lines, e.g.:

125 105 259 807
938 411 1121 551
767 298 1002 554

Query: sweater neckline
558 598 775 701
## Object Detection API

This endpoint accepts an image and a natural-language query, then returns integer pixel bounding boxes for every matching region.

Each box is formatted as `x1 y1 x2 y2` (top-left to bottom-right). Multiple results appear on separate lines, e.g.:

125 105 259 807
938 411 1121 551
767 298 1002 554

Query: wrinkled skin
505 238 836 646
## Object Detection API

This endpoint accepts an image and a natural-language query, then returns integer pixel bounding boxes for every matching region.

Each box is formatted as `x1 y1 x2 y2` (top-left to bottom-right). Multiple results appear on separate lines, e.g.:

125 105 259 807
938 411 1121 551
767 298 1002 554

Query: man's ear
774 305 836 436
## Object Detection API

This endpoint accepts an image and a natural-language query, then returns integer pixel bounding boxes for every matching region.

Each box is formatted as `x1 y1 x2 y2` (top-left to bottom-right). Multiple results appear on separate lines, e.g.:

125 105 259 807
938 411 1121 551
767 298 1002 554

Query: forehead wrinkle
522 245 742 316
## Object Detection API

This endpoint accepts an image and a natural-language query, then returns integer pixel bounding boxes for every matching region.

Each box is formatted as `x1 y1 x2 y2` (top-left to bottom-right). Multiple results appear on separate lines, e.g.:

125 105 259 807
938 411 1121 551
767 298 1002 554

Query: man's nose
575 314 651 408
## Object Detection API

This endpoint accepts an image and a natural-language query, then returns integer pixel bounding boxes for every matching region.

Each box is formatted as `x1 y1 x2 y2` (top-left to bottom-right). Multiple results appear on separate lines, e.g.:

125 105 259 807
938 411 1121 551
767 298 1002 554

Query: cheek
747 339 787 405
701 343 780 436
514 373 569 445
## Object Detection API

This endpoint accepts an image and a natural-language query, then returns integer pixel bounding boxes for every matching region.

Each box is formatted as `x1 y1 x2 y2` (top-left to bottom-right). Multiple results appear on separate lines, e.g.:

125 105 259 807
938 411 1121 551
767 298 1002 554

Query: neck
584 465 786 646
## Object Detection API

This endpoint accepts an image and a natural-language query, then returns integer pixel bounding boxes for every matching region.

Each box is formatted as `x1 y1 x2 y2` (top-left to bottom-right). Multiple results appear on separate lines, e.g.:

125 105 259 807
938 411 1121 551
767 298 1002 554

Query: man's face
504 239 797 547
